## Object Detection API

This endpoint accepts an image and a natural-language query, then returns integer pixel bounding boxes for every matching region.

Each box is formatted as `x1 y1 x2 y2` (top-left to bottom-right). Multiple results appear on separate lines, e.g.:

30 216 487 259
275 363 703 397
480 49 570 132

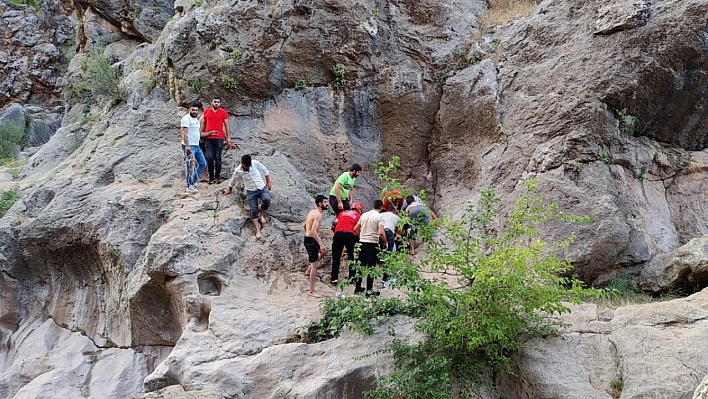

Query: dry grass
481 0 539 27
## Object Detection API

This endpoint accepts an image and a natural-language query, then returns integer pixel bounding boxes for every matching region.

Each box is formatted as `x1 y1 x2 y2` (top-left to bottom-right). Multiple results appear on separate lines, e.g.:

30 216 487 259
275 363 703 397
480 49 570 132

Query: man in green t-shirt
329 164 362 214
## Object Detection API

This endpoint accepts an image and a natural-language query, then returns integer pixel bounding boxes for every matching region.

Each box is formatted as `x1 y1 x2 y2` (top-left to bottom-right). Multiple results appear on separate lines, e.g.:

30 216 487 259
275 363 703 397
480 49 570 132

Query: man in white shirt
224 155 272 239
181 101 208 193
353 200 387 296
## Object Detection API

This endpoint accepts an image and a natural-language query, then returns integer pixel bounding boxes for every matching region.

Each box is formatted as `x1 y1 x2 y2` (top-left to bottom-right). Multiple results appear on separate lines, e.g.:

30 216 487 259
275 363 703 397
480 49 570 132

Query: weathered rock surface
2 0 708 397
639 233 708 293
433 0 708 283
0 0 76 106
500 289 708 399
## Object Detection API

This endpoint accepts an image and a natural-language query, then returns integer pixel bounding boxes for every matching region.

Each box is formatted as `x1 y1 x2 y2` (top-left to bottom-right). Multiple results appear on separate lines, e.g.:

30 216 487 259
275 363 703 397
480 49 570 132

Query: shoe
365 290 380 298
335 291 346 299
216 178 224 184
354 287 365 294
209 180 216 185
188 185 198 194
193 182 201 188
330 279 339 285
383 278 397 288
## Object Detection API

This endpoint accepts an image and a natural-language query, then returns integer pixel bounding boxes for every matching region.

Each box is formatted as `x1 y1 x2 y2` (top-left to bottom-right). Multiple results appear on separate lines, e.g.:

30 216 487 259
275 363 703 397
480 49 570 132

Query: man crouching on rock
303 195 328 298
224 155 272 239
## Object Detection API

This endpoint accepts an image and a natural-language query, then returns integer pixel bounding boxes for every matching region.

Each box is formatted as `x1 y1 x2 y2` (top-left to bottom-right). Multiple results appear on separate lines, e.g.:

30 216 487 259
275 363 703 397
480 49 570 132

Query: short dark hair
405 195 415 205
373 199 384 209
315 194 327 206
189 101 201 109
212 97 221 101
350 164 362 172
241 154 252 167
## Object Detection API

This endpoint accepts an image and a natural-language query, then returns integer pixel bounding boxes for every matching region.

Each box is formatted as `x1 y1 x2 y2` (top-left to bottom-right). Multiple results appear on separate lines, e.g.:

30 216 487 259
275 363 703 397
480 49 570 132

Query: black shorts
304 236 320 262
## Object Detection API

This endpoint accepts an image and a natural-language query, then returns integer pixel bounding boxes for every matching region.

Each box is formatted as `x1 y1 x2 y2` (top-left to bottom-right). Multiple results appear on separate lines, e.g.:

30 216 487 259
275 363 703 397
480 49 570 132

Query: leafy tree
305 175 600 398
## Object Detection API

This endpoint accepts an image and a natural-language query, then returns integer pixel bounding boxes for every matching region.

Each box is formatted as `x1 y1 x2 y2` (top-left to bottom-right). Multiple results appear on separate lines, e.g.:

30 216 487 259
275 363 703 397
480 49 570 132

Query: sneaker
365 290 380 298
383 278 397 288
354 287 365 295
330 279 339 285
209 180 217 185
188 185 198 194
335 291 346 299
216 178 224 184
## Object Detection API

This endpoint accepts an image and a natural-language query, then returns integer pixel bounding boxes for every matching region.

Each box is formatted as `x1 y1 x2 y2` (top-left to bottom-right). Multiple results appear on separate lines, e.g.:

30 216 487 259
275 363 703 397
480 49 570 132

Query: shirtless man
303 195 329 298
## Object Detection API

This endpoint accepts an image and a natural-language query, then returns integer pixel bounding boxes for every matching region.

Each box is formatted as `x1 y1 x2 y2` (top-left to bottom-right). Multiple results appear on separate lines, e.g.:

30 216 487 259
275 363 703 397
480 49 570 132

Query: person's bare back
303 195 329 298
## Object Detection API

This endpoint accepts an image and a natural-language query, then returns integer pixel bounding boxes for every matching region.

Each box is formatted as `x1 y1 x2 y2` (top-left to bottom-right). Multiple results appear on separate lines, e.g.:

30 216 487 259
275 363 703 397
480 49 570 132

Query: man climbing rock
329 164 362 215
224 155 272 239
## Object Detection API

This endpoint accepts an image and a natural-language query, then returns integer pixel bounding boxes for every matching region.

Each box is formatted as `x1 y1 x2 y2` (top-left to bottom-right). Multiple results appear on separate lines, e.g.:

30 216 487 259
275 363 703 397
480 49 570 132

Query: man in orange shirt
200 97 237 184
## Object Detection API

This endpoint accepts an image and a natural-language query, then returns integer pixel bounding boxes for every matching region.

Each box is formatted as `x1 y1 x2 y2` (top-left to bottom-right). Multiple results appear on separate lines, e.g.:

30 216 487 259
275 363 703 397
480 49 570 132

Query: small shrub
598 151 612 165
222 75 239 90
652 152 660 163
294 78 307 90
332 63 346 90
616 108 639 136
76 50 123 103
0 188 18 217
186 77 201 92
638 174 647 182
610 377 624 398
230 48 243 60
0 123 26 162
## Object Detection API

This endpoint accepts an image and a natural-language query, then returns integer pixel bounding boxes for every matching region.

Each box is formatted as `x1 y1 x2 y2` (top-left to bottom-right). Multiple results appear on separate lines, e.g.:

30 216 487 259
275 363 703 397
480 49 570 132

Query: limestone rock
500 290 708 399
594 1 651 35
639 234 708 293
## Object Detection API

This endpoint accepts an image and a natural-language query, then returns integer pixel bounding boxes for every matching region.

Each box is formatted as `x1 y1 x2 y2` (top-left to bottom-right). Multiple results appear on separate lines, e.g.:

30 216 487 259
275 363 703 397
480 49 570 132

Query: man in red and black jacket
330 201 363 285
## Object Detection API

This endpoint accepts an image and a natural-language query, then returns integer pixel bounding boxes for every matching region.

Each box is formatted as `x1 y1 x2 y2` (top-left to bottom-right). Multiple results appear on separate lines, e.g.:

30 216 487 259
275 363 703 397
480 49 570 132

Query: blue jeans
182 144 206 187
203 139 224 181
246 187 271 219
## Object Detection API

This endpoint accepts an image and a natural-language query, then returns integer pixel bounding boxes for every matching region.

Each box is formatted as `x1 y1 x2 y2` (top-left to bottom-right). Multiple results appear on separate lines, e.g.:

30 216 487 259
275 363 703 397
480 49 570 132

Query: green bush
305 171 600 398
76 51 123 103
0 123 26 163
221 74 239 90
0 188 18 217
617 108 638 136
332 63 346 90
294 78 307 90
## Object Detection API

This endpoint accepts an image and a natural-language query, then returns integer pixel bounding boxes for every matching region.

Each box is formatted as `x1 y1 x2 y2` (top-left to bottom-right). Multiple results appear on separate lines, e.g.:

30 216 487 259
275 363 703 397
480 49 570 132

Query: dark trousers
331 231 358 282
203 139 224 181
329 195 350 215
355 242 380 291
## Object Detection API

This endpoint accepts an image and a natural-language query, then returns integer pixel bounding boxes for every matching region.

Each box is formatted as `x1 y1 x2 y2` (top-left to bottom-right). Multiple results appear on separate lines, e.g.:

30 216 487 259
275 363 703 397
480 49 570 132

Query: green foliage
616 108 638 136
0 188 18 217
0 123 26 162
230 48 243 60
76 51 123 103
186 77 201 92
294 78 307 90
638 174 647 182
610 377 624 398
7 0 39 9
306 163 600 398
221 74 239 90
332 63 346 90
595 276 680 308
598 151 611 165
434 48 471 85
373 156 403 194
301 296 417 343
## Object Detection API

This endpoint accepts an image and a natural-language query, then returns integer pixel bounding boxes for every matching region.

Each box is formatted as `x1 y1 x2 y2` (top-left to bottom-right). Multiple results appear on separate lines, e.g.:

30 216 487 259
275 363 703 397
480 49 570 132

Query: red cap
352 202 364 212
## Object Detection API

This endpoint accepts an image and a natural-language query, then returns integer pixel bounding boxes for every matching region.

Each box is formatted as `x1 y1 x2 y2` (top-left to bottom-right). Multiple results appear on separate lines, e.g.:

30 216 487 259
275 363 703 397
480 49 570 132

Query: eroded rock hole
197 273 222 296
129 282 182 346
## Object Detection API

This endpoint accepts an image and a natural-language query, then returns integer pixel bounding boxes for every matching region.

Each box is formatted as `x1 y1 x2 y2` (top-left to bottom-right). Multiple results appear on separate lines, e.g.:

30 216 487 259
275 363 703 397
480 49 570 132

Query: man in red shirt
381 189 404 213
200 97 237 184
330 201 363 285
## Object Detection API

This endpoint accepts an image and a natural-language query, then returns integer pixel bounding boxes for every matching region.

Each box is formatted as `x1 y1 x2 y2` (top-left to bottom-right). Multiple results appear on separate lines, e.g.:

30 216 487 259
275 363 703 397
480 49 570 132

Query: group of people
180 102 437 298
302 165 437 298
180 100 272 240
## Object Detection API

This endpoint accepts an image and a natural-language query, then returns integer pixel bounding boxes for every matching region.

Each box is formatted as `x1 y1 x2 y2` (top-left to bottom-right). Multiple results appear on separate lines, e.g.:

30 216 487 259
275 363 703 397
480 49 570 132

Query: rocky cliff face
1 0 708 397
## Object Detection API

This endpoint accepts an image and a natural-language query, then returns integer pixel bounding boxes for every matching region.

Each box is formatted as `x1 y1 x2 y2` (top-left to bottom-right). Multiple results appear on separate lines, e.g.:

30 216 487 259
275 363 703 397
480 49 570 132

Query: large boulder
500 289 708 399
